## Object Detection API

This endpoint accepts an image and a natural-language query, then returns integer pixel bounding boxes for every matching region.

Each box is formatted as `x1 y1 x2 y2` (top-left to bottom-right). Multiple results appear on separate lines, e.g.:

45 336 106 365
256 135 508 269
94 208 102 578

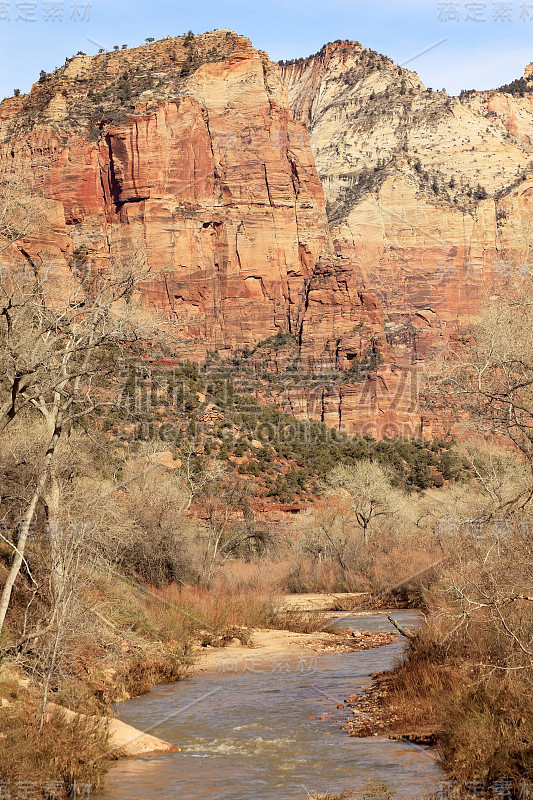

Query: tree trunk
387 615 416 640
44 466 64 601
0 414 62 636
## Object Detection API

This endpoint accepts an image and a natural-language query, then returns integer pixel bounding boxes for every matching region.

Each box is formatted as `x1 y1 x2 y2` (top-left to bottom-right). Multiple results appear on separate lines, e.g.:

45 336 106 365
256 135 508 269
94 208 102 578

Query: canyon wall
281 44 533 365
0 32 417 438
0 32 330 355
3 33 532 439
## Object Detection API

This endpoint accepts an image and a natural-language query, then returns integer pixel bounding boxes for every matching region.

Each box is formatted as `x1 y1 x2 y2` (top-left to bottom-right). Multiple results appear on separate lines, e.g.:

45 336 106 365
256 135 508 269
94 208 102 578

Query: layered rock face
0 194 74 285
280 43 533 372
0 32 332 355
4 33 532 440
0 32 419 438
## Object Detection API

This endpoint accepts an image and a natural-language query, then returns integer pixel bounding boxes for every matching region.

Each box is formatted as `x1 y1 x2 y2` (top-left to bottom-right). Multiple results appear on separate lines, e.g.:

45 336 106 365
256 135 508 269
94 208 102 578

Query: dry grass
385 627 459 729
0 571 196 714
269 610 337 634
307 782 397 799
158 582 278 633
439 677 533 783
307 794 354 800
285 558 357 593
216 558 291 593
383 532 533 784
388 628 533 782
0 696 111 794
113 649 192 698
282 543 441 599
156 581 339 636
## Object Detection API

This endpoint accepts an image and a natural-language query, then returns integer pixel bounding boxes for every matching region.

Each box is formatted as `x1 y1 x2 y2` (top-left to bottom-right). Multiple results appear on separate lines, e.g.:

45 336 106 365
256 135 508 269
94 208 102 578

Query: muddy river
98 611 442 800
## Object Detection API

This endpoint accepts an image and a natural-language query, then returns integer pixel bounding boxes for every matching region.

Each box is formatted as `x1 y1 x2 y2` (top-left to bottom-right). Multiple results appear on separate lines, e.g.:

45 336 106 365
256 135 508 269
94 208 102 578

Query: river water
98 611 442 800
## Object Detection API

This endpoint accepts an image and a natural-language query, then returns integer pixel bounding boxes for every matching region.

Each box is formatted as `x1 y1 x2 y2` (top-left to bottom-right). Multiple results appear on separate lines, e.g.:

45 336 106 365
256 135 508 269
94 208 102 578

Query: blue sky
0 0 532 102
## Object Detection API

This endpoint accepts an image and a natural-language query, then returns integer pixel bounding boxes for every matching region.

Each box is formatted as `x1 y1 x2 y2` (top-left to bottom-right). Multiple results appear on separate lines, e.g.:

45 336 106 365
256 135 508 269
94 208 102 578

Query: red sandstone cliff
280 44 533 359
0 32 415 438
5 33 532 440
0 33 331 354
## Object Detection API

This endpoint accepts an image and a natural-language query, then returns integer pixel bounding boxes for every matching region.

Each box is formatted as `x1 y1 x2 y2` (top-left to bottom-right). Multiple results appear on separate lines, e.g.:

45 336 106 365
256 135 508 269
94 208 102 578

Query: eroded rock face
468 91 533 145
0 32 337 356
280 41 533 365
1 32 416 436
0 194 74 286
5 33 532 439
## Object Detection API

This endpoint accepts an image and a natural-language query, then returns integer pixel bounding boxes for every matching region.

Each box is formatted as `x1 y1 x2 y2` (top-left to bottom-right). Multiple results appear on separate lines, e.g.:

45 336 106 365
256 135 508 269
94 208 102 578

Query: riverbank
0 594 408 797
106 598 404 751
342 674 441 745
193 625 399 673
96 609 441 800
104 618 401 757
44 702 180 757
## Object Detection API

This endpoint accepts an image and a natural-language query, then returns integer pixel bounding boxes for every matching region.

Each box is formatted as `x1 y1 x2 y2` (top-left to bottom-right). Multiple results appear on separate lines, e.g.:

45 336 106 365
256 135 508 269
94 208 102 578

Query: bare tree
434 525 533 670
36 517 90 729
296 498 361 571
118 459 195 586
433 271 533 511
324 460 405 544
0 243 152 635
0 178 42 255
197 473 269 586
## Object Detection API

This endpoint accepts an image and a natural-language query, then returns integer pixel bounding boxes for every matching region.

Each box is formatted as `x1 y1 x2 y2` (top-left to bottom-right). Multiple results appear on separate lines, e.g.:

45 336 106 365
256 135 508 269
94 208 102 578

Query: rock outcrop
3 33 532 439
0 32 332 356
1 32 422 437
280 41 533 372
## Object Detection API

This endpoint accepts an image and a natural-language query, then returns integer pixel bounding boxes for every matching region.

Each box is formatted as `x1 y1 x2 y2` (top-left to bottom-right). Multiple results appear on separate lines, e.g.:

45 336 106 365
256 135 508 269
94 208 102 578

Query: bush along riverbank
342 526 533 799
